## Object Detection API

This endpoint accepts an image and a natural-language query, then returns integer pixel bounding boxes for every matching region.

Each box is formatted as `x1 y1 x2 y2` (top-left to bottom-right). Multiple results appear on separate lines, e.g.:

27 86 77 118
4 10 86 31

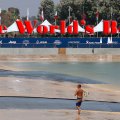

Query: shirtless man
74 84 84 114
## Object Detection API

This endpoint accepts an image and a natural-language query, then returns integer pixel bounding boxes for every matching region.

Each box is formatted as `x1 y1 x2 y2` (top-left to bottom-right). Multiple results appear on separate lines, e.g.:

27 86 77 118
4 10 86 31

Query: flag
54 11 58 20
82 13 86 20
96 11 99 21
0 8 1 24
40 10 44 21
27 8 29 20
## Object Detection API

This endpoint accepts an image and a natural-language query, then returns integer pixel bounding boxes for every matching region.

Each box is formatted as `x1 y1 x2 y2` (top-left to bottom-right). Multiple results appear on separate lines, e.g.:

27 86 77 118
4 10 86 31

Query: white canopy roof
7 19 20 33
94 20 103 33
55 29 60 33
40 20 51 26
34 20 52 33
65 22 85 33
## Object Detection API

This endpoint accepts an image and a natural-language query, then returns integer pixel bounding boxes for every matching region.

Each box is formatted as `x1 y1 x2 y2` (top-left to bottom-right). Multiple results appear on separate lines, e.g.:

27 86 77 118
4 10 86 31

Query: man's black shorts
76 98 82 107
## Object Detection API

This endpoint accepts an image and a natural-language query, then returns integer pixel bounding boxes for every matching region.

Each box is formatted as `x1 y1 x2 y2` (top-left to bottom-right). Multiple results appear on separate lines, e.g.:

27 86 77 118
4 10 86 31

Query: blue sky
0 0 59 16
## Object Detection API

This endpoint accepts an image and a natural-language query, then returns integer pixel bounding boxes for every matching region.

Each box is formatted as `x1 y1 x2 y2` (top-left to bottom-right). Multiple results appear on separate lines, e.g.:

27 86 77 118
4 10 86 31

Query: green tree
58 0 84 22
1 7 20 27
83 0 120 25
83 0 99 25
38 0 55 23
57 0 120 25
8 7 20 20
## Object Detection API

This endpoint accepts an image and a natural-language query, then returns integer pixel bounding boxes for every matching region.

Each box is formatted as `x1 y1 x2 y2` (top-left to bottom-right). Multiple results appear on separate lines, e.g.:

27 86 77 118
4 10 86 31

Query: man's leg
76 100 82 114
76 106 81 114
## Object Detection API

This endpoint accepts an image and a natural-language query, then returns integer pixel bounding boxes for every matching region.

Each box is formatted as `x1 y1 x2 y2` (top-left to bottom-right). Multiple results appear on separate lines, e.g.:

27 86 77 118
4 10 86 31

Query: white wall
0 48 58 55
0 48 120 55
66 48 120 55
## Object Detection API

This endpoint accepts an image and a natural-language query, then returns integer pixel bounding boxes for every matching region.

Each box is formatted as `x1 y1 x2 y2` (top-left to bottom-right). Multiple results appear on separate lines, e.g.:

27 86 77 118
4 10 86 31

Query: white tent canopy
66 22 85 33
55 29 60 33
34 20 52 33
40 20 51 27
7 19 20 33
94 20 103 33
34 20 61 33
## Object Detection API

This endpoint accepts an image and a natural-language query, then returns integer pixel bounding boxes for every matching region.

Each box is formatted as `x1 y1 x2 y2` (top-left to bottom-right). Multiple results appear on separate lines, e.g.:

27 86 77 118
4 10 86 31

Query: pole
83 5 84 38
55 11 57 25
68 6 71 25
0 8 1 37
0 8 1 25
55 19 56 25
69 6 70 24
41 8 44 23
97 4 98 38
27 8 30 37
111 7 112 39
27 8 29 20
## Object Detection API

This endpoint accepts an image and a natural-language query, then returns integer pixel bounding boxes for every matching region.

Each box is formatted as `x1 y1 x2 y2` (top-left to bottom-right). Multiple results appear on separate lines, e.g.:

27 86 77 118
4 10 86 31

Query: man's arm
81 90 84 101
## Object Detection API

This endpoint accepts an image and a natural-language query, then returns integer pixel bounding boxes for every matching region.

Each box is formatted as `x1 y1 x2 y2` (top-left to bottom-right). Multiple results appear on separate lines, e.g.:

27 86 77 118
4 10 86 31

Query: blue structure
0 37 120 48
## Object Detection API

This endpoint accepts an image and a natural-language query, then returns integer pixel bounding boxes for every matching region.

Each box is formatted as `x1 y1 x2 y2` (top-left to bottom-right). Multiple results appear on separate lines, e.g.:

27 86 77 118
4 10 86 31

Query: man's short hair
77 84 81 88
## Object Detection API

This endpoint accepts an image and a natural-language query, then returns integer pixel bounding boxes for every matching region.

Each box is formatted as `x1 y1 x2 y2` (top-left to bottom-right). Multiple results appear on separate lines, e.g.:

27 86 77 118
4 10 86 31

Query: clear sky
0 0 59 16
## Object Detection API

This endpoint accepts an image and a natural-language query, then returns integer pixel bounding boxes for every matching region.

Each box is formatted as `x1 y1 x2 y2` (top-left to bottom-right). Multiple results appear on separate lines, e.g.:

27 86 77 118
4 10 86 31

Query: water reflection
1 62 120 84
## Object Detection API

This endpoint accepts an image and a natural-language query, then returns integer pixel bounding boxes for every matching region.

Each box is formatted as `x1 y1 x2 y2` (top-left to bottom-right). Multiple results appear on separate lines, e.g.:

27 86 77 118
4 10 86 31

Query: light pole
111 7 112 39
0 8 1 25
83 5 85 38
68 6 72 25
97 4 99 38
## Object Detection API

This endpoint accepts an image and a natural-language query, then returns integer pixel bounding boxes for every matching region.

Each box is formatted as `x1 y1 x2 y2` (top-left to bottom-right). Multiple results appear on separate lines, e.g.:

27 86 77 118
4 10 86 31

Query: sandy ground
0 77 120 103
0 110 120 120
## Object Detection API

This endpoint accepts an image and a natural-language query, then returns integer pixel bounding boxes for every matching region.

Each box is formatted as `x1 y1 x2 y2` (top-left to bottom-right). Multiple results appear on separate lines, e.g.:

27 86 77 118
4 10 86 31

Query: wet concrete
0 97 119 112
0 70 105 84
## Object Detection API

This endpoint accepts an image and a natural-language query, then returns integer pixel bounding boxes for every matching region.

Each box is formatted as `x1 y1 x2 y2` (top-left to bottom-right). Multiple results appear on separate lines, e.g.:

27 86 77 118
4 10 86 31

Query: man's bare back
75 88 83 98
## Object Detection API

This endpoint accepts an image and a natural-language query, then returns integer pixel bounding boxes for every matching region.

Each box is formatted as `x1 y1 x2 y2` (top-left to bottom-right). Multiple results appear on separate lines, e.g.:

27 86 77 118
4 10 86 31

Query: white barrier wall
0 48 120 55
0 48 58 55
66 48 120 55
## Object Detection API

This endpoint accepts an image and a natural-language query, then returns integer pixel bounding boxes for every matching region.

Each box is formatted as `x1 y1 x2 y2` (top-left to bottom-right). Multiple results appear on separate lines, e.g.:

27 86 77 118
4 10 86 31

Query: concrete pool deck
0 59 120 120
0 109 120 120
0 77 120 103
